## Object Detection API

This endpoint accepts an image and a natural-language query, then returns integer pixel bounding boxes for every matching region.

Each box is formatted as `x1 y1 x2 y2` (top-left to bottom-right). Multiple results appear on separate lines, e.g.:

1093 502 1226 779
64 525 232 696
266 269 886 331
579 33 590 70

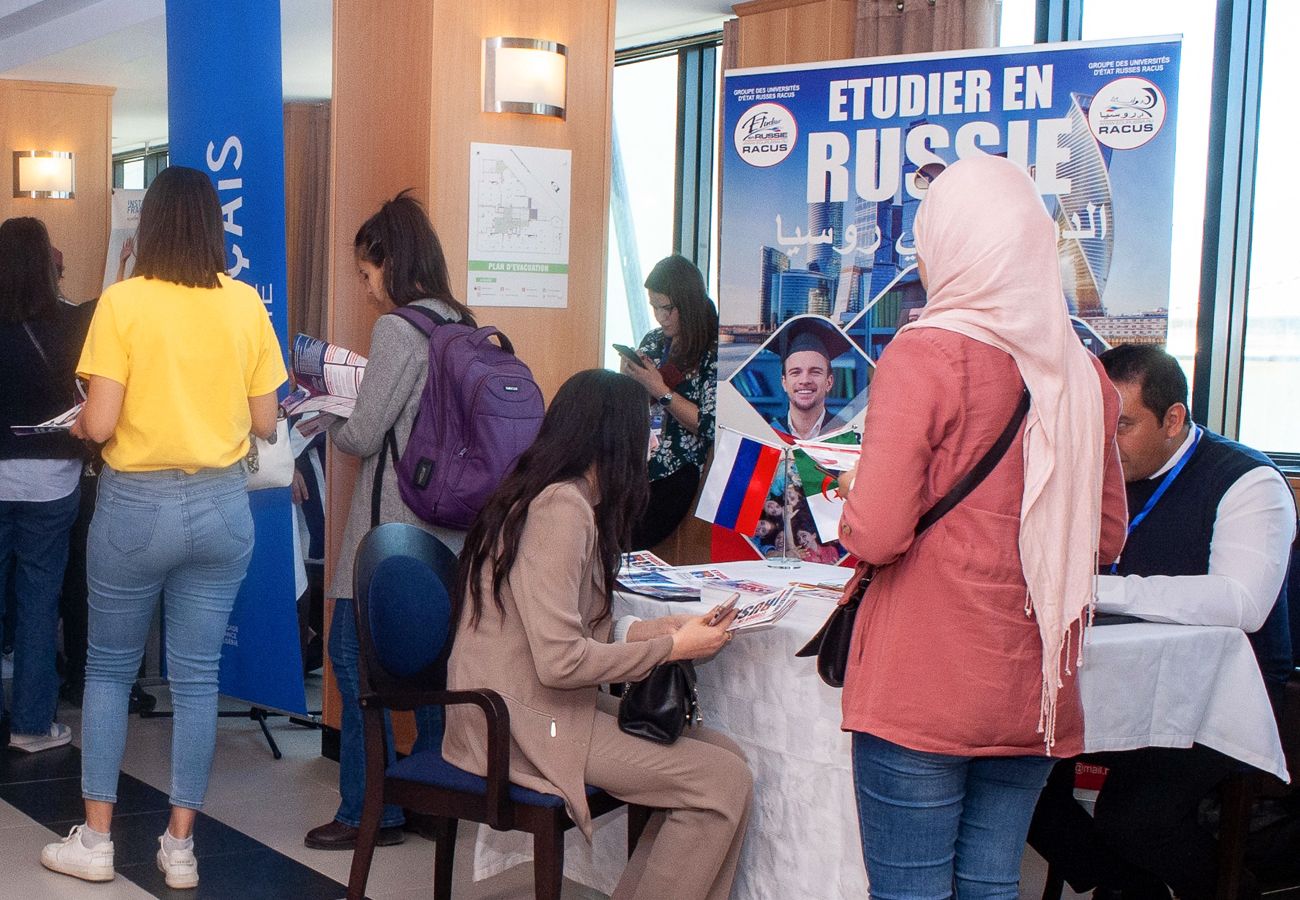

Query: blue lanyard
1110 426 1202 575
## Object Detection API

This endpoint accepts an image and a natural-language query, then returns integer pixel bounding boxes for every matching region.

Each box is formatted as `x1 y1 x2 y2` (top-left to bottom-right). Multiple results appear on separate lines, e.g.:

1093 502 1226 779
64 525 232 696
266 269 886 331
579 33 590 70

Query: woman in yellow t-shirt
40 167 287 890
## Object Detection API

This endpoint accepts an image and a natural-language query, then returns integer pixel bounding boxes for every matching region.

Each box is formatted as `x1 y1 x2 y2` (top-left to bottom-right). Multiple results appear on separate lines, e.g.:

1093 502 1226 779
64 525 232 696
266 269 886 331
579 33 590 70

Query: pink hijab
905 155 1104 748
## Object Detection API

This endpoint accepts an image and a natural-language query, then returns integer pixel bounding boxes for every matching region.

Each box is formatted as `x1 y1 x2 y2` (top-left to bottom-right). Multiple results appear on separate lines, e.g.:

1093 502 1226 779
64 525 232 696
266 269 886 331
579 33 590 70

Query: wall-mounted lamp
483 37 567 120
13 150 75 199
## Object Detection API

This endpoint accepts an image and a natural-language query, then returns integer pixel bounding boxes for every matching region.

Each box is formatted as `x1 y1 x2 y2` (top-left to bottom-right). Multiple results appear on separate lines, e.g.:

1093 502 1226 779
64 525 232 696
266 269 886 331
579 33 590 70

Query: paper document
11 402 82 436
727 586 800 633
281 334 367 418
616 551 700 600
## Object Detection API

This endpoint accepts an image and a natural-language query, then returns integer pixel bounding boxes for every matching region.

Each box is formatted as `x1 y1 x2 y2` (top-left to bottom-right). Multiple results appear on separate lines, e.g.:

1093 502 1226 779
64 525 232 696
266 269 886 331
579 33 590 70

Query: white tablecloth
1079 620 1287 781
472 560 1288 898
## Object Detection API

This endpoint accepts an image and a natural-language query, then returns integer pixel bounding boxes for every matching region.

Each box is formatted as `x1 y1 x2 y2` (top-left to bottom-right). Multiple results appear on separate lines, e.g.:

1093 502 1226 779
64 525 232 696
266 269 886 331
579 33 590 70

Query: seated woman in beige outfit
443 368 753 900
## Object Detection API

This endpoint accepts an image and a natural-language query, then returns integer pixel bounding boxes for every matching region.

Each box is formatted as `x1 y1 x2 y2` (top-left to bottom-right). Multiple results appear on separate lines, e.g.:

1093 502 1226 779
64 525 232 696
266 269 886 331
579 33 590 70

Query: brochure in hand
727 586 801 633
11 402 83 436
281 333 368 418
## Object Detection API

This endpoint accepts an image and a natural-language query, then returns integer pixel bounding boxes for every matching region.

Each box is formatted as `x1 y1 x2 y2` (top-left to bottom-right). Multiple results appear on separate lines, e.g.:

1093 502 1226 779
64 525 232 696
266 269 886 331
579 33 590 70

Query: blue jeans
0 486 80 734
329 598 443 828
852 731 1056 900
81 465 253 810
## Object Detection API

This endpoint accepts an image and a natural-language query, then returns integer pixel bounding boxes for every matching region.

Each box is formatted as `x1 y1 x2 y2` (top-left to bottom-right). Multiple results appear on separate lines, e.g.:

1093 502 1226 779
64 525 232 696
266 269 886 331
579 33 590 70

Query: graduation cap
776 317 851 366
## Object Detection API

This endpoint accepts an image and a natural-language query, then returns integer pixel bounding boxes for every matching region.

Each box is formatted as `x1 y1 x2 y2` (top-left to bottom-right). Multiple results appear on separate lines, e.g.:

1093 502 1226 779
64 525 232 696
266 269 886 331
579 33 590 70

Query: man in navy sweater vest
1029 346 1296 900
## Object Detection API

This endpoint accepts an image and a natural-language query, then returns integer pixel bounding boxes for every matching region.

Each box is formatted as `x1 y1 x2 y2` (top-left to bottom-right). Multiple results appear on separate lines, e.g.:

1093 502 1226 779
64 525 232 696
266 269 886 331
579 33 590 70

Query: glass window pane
121 158 145 190
998 0 1037 47
605 54 679 371
709 49 722 302
1239 4 1300 452
1082 1 1217 392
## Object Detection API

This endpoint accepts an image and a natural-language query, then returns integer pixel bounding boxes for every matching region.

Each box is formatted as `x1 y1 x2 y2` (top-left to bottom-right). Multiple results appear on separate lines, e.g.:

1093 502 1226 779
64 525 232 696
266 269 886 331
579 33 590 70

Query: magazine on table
621 550 673 570
281 333 368 418
701 577 783 599
616 551 701 600
678 567 731 583
616 570 701 601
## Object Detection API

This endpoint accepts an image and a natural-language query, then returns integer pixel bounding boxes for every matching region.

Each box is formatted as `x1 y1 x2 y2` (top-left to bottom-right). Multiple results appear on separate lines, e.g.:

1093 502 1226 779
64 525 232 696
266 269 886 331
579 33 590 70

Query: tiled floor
0 679 1072 899
0 680 612 900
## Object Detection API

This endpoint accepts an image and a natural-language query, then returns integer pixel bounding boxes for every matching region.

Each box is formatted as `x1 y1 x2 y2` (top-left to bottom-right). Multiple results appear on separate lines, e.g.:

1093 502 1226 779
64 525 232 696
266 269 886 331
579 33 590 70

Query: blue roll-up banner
165 0 307 715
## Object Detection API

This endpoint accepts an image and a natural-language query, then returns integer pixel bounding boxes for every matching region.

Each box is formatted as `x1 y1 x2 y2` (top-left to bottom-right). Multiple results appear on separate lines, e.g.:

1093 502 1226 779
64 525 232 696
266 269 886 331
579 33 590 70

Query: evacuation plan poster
467 142 572 308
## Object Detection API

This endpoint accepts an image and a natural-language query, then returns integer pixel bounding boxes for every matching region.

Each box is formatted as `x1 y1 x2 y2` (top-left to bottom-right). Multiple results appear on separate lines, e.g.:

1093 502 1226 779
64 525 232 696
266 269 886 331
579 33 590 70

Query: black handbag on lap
618 661 700 744
796 389 1030 688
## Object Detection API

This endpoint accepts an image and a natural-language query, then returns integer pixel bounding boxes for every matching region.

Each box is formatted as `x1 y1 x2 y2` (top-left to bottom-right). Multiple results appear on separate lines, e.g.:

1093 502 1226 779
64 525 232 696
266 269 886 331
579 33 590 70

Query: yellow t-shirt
78 274 288 473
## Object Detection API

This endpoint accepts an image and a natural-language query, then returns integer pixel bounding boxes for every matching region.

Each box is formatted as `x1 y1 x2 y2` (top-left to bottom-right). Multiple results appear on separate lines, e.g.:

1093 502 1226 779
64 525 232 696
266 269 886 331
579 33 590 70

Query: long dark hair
0 217 59 324
455 370 651 628
132 166 228 288
644 254 718 372
354 190 475 324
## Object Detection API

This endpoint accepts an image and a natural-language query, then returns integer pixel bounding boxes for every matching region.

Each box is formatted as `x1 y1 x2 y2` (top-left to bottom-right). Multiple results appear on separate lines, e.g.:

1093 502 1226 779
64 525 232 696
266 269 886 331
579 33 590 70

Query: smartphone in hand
613 343 646 368
707 593 740 626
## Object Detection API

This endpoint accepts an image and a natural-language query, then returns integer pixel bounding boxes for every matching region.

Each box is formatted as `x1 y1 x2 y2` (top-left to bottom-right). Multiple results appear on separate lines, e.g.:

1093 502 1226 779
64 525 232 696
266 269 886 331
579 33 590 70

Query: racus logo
734 102 797 168
1088 77 1166 151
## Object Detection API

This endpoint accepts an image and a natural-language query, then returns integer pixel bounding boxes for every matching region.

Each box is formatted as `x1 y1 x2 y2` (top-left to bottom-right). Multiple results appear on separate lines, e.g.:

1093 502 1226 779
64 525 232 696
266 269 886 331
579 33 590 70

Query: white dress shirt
1095 428 1297 631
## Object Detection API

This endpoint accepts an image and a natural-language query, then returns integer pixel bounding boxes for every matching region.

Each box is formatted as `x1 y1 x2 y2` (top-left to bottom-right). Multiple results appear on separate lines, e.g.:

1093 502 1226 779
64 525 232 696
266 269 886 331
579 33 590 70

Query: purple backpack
372 305 543 530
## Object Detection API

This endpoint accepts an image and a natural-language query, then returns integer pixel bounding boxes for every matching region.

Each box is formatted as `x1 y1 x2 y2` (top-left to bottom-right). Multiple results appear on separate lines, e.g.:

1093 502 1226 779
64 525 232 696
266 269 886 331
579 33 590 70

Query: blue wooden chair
345 522 648 900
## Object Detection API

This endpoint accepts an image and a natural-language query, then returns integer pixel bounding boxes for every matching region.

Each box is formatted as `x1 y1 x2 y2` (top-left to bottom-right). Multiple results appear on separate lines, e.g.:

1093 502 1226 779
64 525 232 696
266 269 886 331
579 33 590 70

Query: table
471 561 1288 899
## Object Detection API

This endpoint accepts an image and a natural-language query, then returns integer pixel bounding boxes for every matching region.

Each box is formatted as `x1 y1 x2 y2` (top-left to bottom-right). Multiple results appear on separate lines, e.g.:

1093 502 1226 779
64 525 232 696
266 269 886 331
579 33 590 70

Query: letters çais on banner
714 37 1181 562
165 0 306 715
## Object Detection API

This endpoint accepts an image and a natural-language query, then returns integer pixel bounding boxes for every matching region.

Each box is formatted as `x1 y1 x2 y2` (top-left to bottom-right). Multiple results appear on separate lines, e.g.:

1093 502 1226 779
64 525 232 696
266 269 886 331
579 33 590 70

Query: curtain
283 101 331 342
856 0 997 57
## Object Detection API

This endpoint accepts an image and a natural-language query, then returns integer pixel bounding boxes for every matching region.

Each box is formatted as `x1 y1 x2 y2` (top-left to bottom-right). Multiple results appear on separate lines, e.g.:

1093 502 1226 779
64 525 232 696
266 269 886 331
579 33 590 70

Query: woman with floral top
621 255 718 550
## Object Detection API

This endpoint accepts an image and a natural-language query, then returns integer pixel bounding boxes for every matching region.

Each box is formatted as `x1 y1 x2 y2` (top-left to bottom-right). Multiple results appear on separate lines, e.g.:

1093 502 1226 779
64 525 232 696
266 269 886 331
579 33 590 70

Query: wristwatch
656 391 674 407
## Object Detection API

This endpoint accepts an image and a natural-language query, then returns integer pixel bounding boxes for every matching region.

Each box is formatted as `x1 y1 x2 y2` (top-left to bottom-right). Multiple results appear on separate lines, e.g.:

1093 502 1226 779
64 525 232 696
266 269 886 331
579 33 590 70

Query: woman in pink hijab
836 155 1128 897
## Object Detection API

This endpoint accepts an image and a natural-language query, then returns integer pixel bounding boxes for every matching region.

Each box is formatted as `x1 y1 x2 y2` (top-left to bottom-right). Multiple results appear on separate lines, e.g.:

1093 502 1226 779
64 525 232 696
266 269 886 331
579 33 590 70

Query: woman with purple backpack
304 191 473 851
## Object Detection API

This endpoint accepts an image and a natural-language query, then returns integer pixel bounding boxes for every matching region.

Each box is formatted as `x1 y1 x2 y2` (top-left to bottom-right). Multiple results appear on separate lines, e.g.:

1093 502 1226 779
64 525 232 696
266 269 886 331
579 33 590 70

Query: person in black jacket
0 217 93 751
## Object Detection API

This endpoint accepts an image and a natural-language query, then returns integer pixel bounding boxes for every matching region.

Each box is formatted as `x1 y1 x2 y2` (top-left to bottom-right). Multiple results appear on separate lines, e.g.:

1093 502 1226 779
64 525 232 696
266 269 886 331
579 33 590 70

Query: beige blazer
441 478 674 839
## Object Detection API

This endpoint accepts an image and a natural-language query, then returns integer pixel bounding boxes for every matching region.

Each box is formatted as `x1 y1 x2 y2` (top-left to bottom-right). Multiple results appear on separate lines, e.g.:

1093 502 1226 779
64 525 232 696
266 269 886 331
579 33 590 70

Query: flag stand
767 445 801 570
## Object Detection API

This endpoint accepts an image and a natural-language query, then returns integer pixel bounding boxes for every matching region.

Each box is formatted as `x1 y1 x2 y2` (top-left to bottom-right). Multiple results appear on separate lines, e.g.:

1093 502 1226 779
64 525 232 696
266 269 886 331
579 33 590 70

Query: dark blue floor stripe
0 744 348 899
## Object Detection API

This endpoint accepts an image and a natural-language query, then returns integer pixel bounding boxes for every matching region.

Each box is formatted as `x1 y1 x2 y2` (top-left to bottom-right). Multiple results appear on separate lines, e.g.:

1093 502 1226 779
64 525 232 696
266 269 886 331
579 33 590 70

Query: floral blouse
637 327 717 482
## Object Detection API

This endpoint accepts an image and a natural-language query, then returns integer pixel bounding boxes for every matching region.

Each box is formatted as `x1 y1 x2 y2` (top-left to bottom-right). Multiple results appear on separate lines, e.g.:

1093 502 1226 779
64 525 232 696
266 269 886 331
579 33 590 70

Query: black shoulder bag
796 388 1031 688
618 660 700 745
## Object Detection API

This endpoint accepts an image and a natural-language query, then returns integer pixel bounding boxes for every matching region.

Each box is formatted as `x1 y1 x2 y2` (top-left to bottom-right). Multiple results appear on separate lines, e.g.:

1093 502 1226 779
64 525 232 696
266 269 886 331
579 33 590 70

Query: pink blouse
839 328 1126 757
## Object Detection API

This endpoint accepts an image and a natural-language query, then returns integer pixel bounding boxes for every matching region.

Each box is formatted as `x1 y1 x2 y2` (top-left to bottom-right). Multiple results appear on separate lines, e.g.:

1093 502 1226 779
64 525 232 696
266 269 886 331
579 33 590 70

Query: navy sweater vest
1118 429 1293 707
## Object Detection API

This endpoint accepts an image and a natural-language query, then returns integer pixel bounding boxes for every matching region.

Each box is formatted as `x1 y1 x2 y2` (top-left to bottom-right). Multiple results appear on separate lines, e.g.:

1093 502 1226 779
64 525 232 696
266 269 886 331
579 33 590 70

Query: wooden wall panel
324 0 616 735
323 0 435 734
425 0 615 401
731 0 857 68
0 80 114 303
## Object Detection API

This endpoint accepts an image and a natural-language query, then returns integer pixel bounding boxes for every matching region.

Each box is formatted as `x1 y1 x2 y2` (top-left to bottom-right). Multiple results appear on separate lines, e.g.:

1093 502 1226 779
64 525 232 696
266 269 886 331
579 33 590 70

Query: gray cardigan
328 298 467 600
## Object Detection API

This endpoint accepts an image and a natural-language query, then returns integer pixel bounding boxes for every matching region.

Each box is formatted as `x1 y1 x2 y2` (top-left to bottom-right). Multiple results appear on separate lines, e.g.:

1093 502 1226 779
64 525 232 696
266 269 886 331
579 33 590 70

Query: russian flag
695 428 782 536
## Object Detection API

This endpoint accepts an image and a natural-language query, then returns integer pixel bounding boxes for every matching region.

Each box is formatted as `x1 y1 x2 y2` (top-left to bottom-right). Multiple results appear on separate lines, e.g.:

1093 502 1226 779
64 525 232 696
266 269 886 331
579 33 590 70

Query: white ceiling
0 0 733 152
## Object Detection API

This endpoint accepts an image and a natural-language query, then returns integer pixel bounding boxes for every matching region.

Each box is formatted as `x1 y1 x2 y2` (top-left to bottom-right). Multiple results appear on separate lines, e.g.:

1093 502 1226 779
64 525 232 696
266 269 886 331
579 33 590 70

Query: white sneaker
41 825 115 882
156 836 199 889
9 722 72 753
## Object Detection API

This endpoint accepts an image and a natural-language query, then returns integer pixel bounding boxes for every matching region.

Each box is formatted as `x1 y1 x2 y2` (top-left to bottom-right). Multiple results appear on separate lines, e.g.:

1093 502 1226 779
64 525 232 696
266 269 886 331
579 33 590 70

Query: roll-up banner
716 37 1181 562
165 0 306 715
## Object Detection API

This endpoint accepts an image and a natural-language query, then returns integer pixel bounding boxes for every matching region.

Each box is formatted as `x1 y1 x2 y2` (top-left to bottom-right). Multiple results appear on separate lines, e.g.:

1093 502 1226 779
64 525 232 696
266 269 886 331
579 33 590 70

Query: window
605 36 722 371
1238 3 1299 453
606 54 680 370
112 146 169 190
998 0 1038 46
1081 0 1218 397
